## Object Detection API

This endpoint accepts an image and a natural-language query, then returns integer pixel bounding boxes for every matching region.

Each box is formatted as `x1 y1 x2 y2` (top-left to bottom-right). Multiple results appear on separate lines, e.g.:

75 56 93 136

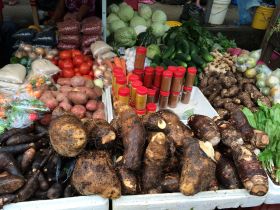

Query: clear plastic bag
57 20 80 35
12 28 36 42
32 30 57 47
81 17 102 35
59 35 81 45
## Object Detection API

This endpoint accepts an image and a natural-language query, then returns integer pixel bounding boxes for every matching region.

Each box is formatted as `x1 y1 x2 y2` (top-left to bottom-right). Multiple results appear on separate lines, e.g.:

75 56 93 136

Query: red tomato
83 55 91 62
86 59 93 67
50 58 58 66
72 49 82 57
63 68 75 78
79 63 91 75
74 67 80 73
89 71 93 76
61 59 74 69
75 72 82 76
83 75 93 80
73 55 84 67
59 50 72 60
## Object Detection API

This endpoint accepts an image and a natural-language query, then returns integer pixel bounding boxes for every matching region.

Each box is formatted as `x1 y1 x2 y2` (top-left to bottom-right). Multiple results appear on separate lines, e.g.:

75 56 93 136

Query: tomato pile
52 49 94 80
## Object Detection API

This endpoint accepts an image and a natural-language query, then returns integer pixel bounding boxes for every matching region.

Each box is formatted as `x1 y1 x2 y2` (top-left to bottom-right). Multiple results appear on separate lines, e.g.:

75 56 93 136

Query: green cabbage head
139 4 153 20
114 27 137 47
109 4 119 14
152 10 167 23
110 20 127 33
107 13 120 24
130 16 146 28
118 4 134 22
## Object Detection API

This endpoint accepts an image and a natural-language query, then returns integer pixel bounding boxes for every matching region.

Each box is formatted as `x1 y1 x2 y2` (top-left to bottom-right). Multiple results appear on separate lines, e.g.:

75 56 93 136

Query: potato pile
39 76 105 120
199 69 271 119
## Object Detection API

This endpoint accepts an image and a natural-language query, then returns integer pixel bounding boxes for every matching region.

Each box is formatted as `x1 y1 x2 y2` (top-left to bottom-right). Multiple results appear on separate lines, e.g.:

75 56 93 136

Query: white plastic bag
0 64 26 84
90 41 113 58
31 59 60 77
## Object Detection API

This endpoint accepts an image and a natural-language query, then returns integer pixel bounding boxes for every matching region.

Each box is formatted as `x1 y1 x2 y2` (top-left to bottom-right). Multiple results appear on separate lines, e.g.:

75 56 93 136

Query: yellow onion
28 52 37 60
94 69 103 78
35 47 45 56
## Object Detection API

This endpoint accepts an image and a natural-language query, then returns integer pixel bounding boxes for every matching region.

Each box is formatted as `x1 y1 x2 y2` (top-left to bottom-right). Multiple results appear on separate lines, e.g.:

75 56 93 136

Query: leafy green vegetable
114 27 137 47
110 20 126 33
139 4 153 20
118 4 134 22
151 9 167 23
243 102 280 183
130 16 146 28
109 4 119 14
147 44 161 59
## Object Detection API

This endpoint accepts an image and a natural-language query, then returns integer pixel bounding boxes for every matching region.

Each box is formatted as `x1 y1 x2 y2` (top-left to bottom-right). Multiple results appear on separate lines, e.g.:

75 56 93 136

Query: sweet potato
47 183 62 199
85 111 93 119
142 132 168 193
215 151 241 189
162 172 179 193
0 174 25 194
49 115 87 157
85 79 94 88
59 100 72 111
231 143 268 196
51 107 69 120
96 101 105 110
68 91 88 105
51 91 59 98
114 103 146 171
71 105 86 119
0 143 35 154
116 166 138 195
60 85 73 93
70 76 86 87
21 147 36 172
86 100 97 111
188 114 221 146
85 119 116 149
71 150 121 199
180 138 216 196
57 78 71 86
92 109 106 120
6 133 37 146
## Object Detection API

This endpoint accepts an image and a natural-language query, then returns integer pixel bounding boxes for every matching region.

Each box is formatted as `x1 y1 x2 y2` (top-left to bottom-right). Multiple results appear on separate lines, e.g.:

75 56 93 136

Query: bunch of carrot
103 57 126 74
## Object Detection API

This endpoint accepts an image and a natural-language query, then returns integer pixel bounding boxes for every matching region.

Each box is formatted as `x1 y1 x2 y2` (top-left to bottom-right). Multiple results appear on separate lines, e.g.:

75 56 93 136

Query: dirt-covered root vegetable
215 152 241 189
0 174 25 194
0 143 35 154
21 147 36 172
221 86 239 98
216 120 244 147
5 133 37 146
212 97 232 108
208 178 219 191
230 110 254 141
243 83 271 107
231 143 268 196
180 138 216 196
162 172 179 193
0 194 16 208
239 92 256 111
224 102 242 112
250 130 269 149
188 115 221 146
38 172 49 191
142 112 168 132
0 127 33 144
49 115 87 157
114 103 146 171
84 119 116 149
0 152 23 177
71 150 121 199
64 185 75 198
220 75 237 88
116 167 138 195
47 183 63 199
142 132 168 193
216 108 229 120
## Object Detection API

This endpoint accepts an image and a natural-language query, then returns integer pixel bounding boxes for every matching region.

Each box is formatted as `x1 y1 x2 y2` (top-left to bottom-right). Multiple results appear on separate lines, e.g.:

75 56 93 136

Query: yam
59 100 72 111
0 194 16 208
47 183 62 199
21 147 36 172
162 172 179 193
221 86 239 98
116 167 138 195
250 130 269 149
49 115 87 157
180 138 216 196
56 93 66 102
188 115 221 146
71 150 121 199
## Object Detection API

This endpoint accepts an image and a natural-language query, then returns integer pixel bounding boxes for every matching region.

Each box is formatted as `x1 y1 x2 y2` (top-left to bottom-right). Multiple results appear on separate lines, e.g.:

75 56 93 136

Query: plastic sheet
12 29 36 42
32 30 57 47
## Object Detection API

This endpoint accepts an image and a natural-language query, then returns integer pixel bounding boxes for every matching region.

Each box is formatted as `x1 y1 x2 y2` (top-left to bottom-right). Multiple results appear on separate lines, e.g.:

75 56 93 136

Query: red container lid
155 66 164 75
113 67 123 74
162 70 173 78
177 66 186 74
167 66 177 73
174 71 185 78
116 77 126 85
128 74 140 83
147 88 156 96
115 72 125 78
152 85 159 91
135 109 146 115
136 46 147 54
133 69 144 77
118 87 130 96
137 86 148 95
187 67 197 75
145 66 154 75
132 80 143 88
171 91 180 96
183 86 193 91
146 103 157 112
160 91 170 96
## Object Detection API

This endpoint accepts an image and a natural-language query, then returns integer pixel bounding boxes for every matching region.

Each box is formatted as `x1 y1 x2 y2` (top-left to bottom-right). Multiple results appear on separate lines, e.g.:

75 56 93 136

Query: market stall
0 1 280 210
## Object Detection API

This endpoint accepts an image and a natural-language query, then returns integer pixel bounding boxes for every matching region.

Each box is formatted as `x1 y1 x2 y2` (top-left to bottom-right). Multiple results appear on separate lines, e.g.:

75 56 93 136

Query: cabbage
109 4 119 14
110 20 126 33
106 25 110 37
114 27 137 47
146 19 152 27
139 4 152 20
151 22 168 37
147 44 161 59
107 13 120 23
133 11 139 18
130 16 146 28
152 10 167 23
134 25 147 35
118 5 134 22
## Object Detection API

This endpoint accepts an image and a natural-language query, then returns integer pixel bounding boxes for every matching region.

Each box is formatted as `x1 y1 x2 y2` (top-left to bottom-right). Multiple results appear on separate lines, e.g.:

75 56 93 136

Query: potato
49 115 87 157
51 91 59 98
68 91 88 105
71 150 121 199
93 86 103 98
96 101 105 110
59 101 72 111
60 85 73 93
40 113 52 125
86 100 97 111
85 111 93 119
74 87 98 99
71 105 86 119
56 93 67 102
85 80 94 88
51 107 69 119
57 78 71 86
70 76 86 87
92 109 106 120
40 94 58 110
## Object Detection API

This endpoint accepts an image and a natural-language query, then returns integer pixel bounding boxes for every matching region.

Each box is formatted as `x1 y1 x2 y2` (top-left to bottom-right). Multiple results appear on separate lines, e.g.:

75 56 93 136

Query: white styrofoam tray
113 190 266 210
3 196 109 210
265 175 280 204
106 86 218 123
104 87 113 122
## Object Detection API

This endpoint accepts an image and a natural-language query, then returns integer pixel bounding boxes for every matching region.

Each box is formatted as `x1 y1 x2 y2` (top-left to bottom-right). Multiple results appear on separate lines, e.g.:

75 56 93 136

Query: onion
28 52 37 60
35 47 45 56
94 69 103 78
23 44 33 53
93 79 104 89
48 49 58 56
92 65 98 70
97 57 102 65
99 65 106 72
45 53 54 60
15 50 23 59
104 71 112 80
